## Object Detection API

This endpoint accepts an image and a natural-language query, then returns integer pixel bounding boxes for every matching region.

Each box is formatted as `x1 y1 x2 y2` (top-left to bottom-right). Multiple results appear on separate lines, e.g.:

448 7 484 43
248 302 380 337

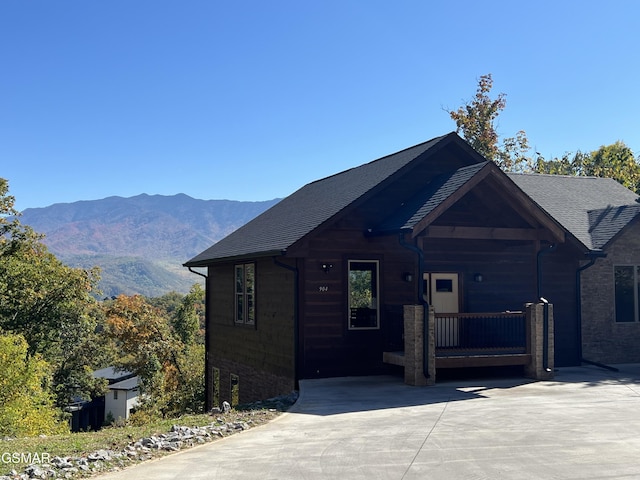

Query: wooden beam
409 163 566 244
424 225 555 241
411 163 493 238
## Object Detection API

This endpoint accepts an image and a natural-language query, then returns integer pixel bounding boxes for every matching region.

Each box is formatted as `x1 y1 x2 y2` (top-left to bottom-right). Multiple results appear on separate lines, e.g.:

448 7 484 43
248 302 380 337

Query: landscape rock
2 392 297 480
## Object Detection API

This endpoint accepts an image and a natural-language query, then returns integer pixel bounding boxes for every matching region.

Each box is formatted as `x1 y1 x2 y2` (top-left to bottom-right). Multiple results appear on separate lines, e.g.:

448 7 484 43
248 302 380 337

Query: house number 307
318 286 329 292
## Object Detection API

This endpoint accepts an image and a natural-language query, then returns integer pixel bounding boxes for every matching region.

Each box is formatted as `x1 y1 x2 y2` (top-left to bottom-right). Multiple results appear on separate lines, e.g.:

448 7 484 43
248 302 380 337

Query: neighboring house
104 376 140 422
94 367 140 424
185 132 640 407
93 366 135 384
67 367 138 431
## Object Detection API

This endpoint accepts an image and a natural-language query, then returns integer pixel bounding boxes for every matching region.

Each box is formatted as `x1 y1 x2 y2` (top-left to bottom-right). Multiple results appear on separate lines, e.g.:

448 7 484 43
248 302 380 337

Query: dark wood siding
421 237 580 366
208 257 296 403
298 226 416 379
422 238 538 313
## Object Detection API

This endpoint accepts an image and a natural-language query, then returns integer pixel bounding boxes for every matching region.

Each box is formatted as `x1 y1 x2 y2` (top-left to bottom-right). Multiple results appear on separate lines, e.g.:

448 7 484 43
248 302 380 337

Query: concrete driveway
98 364 640 479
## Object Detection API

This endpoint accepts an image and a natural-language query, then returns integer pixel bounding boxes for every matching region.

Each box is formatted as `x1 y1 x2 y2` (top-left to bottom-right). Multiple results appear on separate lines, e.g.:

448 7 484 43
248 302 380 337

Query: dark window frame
347 259 380 330
614 265 640 323
234 263 256 326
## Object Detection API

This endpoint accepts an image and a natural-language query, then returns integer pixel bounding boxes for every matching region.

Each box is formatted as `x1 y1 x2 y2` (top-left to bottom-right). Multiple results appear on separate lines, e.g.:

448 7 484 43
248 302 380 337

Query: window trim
347 259 380 330
234 263 256 326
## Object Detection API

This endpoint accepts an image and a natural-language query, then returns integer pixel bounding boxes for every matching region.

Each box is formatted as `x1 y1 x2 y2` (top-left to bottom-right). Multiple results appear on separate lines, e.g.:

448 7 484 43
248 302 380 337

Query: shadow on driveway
290 363 640 416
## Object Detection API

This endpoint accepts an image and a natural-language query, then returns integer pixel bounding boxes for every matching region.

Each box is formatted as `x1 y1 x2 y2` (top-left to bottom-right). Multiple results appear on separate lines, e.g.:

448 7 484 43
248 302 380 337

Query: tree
172 284 204 346
105 294 204 418
0 333 68 437
0 244 104 406
0 178 41 257
586 142 640 193
105 295 176 385
0 178 106 407
534 151 585 176
447 74 532 172
534 142 640 194
450 77 640 191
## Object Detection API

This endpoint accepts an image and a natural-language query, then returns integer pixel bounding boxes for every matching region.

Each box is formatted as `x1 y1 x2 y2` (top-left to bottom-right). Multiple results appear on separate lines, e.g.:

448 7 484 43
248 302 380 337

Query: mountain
19 194 280 297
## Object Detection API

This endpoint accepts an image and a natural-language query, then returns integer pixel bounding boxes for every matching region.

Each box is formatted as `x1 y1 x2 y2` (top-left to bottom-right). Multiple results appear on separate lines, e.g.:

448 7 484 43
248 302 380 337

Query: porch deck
384 311 530 370
435 311 527 368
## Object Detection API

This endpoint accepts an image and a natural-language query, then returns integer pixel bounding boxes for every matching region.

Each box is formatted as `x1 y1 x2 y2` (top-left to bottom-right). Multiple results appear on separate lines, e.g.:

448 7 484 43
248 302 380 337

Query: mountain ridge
19 193 280 297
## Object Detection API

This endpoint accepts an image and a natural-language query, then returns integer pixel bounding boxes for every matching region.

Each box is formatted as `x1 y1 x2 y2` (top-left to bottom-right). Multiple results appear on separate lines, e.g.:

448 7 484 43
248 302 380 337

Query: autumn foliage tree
0 178 107 409
450 75 640 192
448 74 532 172
105 293 204 419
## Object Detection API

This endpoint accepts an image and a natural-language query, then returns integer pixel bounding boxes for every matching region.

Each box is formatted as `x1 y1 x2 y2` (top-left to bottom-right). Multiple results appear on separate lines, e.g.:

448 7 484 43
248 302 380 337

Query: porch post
524 302 554 380
403 305 435 386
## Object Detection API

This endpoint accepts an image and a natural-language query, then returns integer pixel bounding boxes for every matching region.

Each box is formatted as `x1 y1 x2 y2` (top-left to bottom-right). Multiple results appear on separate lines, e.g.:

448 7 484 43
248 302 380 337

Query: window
235 263 255 325
113 390 118 400
435 278 453 292
615 265 640 322
348 260 379 330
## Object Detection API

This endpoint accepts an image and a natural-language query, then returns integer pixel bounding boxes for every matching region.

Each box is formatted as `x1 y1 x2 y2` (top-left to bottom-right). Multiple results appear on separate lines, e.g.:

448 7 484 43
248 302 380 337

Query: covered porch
383 302 554 385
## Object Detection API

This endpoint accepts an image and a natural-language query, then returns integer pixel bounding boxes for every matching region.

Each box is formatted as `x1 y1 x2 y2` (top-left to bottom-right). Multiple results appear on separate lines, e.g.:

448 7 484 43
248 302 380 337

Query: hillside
19 194 279 297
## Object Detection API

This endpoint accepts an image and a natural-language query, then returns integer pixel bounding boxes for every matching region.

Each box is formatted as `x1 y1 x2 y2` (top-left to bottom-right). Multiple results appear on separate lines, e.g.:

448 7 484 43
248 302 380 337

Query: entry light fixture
474 273 484 283
321 263 333 274
403 272 414 282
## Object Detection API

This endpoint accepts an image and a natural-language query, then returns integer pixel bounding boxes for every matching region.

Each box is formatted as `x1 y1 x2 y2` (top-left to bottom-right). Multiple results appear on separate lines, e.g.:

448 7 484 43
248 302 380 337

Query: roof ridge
306 132 456 186
508 172 609 180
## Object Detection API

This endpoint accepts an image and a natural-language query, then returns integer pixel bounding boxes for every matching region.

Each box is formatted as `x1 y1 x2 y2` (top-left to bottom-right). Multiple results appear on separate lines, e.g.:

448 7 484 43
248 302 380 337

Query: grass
0 407 286 477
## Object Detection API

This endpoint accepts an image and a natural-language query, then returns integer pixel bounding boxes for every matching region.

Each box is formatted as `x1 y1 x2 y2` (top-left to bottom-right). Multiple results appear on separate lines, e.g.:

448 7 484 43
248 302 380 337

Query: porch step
382 351 405 367
436 353 531 369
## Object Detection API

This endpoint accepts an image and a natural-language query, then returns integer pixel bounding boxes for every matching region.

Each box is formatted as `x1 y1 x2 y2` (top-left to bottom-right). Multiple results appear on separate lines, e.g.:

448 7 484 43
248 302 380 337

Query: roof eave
364 226 413 238
183 249 286 267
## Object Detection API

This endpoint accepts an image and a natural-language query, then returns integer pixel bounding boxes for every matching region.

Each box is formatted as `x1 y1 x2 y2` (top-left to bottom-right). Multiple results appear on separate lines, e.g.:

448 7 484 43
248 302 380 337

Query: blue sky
2 1 639 211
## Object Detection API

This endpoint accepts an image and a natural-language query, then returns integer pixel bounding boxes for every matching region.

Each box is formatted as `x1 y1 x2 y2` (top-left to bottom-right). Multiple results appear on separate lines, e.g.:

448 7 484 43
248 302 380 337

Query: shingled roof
185 133 463 266
372 162 490 233
508 173 640 250
185 134 640 267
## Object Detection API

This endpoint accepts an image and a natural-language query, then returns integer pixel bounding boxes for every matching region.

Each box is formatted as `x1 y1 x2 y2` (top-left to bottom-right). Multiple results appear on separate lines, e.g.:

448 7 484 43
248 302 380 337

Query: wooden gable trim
483 170 566 243
410 163 493 238
411 163 566 243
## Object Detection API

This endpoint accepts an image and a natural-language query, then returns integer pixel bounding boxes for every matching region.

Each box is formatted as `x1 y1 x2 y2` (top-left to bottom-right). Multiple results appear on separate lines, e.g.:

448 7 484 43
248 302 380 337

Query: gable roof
508 173 640 250
185 134 640 266
108 376 139 391
373 162 490 233
92 367 135 383
185 132 476 266
371 161 568 243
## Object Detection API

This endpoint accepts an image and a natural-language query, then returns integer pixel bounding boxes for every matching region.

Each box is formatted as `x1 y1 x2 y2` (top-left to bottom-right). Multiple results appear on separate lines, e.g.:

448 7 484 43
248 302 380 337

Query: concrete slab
97 364 640 479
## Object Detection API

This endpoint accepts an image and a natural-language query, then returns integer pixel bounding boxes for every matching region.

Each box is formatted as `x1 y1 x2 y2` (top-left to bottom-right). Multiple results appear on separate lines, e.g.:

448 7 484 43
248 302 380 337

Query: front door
425 273 460 347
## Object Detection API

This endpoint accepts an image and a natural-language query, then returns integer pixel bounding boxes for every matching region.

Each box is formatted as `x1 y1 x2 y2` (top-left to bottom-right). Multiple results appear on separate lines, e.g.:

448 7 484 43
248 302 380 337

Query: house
66 367 139 431
104 376 140 423
94 367 140 424
185 132 640 408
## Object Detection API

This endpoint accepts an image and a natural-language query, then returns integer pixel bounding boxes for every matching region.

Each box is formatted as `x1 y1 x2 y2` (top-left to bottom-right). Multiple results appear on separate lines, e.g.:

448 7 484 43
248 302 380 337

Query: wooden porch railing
383 304 553 385
435 311 526 354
